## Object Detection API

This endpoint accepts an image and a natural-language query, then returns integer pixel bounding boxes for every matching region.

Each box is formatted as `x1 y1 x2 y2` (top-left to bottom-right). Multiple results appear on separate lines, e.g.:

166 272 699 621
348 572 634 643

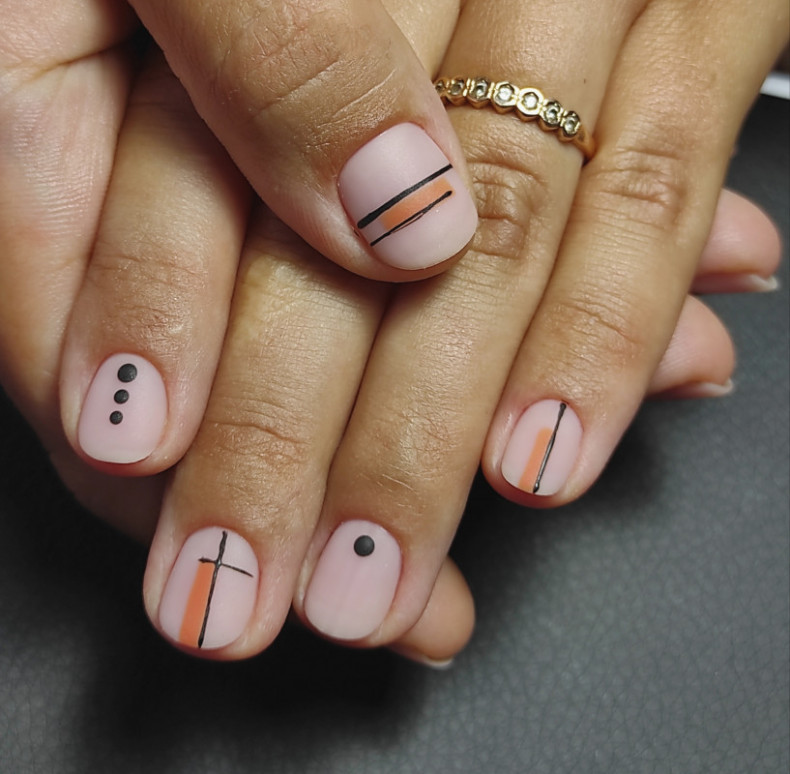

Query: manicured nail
158 527 259 650
77 353 167 463
339 123 478 270
304 520 401 641
501 399 583 496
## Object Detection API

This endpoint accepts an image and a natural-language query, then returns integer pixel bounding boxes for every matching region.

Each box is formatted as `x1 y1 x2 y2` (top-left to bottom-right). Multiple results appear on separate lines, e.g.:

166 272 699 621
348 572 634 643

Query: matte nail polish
159 527 259 650
501 399 583 496
77 353 167 463
339 123 478 270
304 520 401 641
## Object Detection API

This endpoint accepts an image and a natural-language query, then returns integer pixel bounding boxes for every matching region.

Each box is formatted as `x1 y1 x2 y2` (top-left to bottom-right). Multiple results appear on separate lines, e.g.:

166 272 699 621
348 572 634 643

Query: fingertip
647 295 736 396
388 557 475 665
697 189 783 282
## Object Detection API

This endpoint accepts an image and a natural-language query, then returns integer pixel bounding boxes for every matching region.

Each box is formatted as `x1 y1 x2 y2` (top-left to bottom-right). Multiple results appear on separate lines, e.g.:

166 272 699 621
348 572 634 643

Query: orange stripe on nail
519 427 554 492
378 178 453 231
179 561 215 647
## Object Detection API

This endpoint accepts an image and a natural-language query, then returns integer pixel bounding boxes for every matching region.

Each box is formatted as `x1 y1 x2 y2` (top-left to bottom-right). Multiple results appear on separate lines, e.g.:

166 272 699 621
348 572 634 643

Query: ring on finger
434 76 596 161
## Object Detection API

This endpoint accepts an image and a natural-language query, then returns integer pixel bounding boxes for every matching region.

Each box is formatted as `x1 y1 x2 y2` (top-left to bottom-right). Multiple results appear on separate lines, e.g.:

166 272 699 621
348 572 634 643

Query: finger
127 0 477 279
484 0 788 505
389 557 475 668
646 295 735 399
59 49 250 472
141 212 389 657
691 189 782 294
0 6 135 444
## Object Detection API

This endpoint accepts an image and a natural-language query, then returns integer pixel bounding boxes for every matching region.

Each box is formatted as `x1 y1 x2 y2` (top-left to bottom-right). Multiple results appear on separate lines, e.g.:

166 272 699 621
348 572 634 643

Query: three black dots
109 363 137 425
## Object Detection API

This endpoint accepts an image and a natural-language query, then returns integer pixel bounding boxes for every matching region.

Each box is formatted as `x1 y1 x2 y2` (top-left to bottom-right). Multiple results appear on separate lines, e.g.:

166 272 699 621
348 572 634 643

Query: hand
0 2 475 662
0 0 784 660
264 0 786 650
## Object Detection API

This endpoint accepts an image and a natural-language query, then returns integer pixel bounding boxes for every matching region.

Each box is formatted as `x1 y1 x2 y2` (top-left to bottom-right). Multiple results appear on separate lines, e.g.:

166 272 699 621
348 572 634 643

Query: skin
0 0 785 661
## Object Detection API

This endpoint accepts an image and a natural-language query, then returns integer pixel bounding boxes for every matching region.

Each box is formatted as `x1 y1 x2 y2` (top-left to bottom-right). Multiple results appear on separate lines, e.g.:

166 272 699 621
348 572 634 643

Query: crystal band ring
434 76 596 161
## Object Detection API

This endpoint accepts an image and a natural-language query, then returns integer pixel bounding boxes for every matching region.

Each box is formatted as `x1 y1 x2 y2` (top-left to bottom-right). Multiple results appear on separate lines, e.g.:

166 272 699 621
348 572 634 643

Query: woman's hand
0 0 784 661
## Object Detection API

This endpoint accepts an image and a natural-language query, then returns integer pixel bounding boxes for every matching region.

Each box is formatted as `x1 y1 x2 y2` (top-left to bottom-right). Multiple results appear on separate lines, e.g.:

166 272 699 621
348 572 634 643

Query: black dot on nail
353 535 375 557
117 363 137 383
114 389 129 404
109 411 124 425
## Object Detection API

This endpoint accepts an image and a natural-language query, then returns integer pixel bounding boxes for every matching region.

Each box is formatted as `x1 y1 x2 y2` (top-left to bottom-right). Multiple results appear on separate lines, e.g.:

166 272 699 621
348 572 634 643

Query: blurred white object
761 72 790 99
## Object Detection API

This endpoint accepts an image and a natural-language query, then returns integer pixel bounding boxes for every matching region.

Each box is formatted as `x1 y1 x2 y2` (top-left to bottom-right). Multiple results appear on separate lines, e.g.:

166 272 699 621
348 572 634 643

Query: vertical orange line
179 562 215 647
519 427 553 492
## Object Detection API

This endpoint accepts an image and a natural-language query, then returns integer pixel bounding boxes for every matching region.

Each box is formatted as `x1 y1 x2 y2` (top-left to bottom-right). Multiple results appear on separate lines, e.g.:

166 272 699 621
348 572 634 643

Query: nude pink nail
158 527 259 651
77 353 167 463
501 399 583 496
304 520 401 641
339 123 478 270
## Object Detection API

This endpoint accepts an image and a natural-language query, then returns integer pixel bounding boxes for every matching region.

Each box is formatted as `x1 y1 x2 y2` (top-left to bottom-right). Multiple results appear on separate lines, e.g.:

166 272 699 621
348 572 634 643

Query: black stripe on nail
368 190 453 246
356 163 452 229
196 530 253 648
533 402 567 494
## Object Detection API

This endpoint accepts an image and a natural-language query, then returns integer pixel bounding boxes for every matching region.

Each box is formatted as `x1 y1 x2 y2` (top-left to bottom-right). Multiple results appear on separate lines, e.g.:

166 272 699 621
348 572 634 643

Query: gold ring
434 76 596 162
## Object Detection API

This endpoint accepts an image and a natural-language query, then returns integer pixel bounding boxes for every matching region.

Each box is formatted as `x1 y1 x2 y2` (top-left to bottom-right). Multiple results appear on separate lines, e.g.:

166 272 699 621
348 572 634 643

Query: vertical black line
197 530 228 648
533 402 567 494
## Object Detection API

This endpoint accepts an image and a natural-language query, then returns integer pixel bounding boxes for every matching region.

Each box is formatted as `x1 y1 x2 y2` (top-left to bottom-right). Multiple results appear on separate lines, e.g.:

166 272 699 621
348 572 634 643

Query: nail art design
501 399 583 497
356 163 455 247
159 527 258 651
339 123 478 270
304 521 401 641
77 353 167 463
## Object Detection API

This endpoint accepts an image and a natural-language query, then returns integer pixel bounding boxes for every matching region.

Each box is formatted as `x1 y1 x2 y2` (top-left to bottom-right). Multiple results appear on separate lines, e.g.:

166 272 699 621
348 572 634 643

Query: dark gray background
1 95 787 774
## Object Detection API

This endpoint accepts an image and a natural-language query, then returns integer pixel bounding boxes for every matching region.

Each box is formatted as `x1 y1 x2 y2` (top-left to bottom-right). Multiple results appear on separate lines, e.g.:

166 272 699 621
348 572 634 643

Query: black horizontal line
357 163 452 229
369 190 453 246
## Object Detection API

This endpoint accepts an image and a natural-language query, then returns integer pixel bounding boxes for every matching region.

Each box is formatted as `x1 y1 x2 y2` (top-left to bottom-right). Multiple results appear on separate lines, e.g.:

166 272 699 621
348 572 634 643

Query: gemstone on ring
447 77 468 105
516 88 543 119
560 111 581 138
492 82 519 111
433 75 596 161
540 100 564 128
467 78 492 107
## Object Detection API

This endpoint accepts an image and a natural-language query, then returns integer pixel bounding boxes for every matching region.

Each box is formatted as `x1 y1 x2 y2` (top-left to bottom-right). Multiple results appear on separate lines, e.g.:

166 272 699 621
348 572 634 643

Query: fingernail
304 520 401 641
390 646 455 670
694 273 779 294
734 274 779 293
501 399 583 496
339 123 478 270
77 353 167 463
663 378 735 399
158 527 259 650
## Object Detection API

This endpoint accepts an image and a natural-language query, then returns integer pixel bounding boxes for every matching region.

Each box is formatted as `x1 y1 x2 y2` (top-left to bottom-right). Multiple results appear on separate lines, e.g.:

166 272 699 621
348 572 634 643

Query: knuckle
352 400 471 516
542 281 653 375
586 134 693 235
87 245 211 342
468 156 553 265
202 391 312 484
